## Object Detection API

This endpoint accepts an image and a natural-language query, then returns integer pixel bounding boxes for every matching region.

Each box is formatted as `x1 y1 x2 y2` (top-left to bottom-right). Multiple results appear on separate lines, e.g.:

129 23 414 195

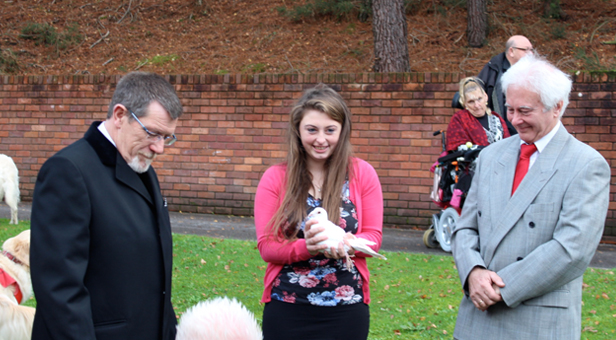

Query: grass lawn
2 221 615 339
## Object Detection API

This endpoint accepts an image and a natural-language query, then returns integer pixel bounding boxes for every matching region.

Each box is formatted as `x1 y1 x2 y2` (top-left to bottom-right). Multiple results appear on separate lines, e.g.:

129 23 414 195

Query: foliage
0 48 20 74
543 0 564 19
136 54 180 70
427 0 467 17
57 23 84 50
2 221 614 339
150 54 179 66
574 47 616 73
276 0 427 22
20 23 58 46
19 22 83 52
241 63 268 73
550 23 567 39
276 0 372 22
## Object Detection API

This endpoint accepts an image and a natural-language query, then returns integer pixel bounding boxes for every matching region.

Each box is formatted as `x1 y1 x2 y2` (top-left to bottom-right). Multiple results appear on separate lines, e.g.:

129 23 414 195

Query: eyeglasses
512 46 534 53
129 110 177 146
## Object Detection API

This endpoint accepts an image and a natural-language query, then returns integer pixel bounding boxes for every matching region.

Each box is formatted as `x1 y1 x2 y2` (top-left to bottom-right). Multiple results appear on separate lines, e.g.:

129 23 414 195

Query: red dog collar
2 251 23 266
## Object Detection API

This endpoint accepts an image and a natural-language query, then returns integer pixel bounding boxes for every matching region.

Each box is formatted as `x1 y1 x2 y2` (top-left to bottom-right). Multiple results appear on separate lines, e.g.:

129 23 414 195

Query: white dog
176 296 262 340
0 229 35 340
0 154 19 224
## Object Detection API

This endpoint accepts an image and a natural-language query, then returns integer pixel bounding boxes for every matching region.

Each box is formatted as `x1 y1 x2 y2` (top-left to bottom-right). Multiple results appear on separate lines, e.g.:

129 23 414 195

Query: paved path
3 202 615 269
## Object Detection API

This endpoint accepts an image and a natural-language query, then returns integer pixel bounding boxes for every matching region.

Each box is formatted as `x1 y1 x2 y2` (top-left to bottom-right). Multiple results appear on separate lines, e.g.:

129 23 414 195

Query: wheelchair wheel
435 207 458 253
423 228 439 249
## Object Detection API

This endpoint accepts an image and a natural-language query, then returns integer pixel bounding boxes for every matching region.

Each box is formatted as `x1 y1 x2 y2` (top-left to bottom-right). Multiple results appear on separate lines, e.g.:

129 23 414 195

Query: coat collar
483 125 569 266
84 122 153 205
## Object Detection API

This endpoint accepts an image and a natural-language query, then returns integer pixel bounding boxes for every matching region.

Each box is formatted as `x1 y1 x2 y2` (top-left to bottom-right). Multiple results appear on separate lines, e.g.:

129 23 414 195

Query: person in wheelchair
426 77 512 252
446 77 510 152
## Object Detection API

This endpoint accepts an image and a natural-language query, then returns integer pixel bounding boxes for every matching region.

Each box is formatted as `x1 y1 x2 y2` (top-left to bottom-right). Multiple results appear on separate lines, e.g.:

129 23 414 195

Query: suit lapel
490 137 518 227
84 121 154 205
115 155 153 205
483 126 568 266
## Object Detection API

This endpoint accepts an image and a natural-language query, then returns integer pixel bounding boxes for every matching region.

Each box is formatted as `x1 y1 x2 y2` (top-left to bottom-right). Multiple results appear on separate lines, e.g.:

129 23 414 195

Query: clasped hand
304 219 355 259
467 267 505 312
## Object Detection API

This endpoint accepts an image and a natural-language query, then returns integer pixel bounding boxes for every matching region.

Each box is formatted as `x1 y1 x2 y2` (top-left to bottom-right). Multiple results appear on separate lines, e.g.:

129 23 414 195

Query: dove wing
315 219 346 250
348 238 387 260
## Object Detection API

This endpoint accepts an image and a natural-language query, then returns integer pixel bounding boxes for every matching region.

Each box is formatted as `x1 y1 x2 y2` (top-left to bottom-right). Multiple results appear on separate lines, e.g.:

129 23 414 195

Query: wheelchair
424 130 483 252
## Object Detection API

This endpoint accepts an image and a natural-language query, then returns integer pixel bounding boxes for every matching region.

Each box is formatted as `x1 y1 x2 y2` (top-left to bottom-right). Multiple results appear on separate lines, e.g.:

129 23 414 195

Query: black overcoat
31 122 176 340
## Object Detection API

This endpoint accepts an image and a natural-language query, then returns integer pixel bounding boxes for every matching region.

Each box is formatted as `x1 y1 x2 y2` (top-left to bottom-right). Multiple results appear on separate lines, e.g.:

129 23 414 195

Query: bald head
505 35 533 65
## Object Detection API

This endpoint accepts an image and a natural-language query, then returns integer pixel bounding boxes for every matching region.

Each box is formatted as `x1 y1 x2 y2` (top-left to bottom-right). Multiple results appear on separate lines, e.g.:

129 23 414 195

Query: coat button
478 211 482 217
529 221 535 228
517 257 523 261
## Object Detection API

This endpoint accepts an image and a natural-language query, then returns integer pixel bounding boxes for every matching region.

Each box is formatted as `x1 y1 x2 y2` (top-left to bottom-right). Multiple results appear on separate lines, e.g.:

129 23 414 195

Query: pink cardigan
254 158 384 304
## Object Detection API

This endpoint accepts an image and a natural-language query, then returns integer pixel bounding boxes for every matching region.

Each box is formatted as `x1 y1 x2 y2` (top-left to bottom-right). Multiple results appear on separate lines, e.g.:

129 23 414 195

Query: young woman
446 77 511 152
254 84 384 340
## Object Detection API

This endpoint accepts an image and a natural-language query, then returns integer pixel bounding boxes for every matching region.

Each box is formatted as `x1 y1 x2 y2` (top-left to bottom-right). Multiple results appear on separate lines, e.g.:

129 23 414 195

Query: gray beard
128 156 153 173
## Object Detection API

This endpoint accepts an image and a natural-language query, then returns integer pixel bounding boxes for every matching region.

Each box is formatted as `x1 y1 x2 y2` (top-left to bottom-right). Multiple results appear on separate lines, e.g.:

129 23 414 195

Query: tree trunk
372 0 410 72
467 0 487 48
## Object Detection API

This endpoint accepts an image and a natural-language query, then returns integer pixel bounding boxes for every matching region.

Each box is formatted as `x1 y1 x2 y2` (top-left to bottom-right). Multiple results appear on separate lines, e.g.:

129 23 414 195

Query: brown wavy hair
268 84 354 240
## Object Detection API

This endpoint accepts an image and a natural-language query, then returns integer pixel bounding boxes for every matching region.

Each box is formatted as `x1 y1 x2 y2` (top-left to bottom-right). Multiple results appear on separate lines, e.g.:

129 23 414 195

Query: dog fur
0 154 20 224
0 230 35 340
176 296 262 340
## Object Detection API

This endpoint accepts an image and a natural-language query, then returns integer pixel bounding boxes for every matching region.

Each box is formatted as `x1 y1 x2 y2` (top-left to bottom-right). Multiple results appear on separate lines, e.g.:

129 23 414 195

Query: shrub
20 23 58 46
277 0 372 22
0 48 20 74
19 22 83 52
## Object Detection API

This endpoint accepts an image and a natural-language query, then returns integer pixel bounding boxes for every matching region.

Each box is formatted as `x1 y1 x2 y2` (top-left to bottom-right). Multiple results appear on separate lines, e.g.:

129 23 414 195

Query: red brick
1 75 614 232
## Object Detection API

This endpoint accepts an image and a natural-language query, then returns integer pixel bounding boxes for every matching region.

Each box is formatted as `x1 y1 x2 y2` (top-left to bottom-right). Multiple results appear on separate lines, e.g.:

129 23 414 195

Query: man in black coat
478 35 534 135
30 72 183 340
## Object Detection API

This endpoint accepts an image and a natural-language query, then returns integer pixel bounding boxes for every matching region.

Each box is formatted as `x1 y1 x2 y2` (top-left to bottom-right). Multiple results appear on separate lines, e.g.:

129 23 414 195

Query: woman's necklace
310 169 324 197
312 181 323 198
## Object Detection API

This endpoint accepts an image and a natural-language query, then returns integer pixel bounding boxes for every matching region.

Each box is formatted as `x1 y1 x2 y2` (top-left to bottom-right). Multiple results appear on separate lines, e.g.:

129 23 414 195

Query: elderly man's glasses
129 111 177 146
512 46 534 53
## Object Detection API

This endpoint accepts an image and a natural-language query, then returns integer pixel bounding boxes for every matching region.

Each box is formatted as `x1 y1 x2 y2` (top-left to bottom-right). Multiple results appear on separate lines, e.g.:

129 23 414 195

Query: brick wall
1 73 614 235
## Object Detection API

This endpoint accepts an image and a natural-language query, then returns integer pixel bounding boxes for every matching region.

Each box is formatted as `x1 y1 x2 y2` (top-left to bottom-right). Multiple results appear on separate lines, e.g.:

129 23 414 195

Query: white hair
176 297 262 340
501 54 572 117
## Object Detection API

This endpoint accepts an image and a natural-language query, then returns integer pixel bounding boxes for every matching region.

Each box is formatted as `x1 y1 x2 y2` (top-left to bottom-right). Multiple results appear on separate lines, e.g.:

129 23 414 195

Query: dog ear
6 230 30 266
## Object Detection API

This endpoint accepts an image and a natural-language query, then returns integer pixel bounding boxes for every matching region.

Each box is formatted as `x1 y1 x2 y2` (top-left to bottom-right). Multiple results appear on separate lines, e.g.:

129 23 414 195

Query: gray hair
501 54 571 117
107 72 183 120
505 38 515 52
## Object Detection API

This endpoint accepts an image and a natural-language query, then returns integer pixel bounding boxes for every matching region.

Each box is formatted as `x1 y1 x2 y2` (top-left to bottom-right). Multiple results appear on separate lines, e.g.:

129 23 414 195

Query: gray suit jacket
452 124 610 340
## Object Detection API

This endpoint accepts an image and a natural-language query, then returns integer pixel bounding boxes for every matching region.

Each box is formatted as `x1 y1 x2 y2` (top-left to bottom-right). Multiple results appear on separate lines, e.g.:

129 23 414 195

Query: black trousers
262 299 370 340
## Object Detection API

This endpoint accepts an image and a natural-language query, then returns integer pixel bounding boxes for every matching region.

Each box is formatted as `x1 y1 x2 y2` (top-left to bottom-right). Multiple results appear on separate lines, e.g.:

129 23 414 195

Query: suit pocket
522 289 569 308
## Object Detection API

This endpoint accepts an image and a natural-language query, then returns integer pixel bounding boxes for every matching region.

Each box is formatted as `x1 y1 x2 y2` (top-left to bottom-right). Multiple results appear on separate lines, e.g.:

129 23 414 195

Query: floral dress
271 181 363 307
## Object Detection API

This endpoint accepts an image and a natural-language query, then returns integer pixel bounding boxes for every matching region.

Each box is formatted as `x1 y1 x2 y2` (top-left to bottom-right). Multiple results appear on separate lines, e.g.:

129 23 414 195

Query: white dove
307 207 387 270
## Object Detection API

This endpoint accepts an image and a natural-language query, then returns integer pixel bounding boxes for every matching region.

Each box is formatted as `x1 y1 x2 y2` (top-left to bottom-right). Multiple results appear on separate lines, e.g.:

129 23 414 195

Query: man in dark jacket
31 72 182 340
478 35 534 135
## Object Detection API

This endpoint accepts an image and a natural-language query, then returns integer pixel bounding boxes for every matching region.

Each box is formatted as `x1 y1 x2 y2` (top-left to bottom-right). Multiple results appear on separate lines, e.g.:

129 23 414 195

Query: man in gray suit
452 54 610 339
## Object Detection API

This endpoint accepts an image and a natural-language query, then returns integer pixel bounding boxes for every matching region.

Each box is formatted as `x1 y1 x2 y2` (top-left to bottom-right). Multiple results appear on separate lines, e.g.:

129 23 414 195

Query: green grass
2 221 614 339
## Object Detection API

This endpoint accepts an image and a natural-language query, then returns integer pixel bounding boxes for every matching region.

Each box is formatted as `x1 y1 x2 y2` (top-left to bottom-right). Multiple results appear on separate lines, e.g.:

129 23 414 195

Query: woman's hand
304 219 328 256
342 232 356 256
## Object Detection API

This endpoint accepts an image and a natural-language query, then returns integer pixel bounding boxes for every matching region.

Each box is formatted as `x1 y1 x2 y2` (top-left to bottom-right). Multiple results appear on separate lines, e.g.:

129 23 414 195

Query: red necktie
512 143 537 195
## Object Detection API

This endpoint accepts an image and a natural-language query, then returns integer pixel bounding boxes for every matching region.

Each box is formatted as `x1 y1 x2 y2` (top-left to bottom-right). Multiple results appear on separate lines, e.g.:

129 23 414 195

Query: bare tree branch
90 30 110 49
